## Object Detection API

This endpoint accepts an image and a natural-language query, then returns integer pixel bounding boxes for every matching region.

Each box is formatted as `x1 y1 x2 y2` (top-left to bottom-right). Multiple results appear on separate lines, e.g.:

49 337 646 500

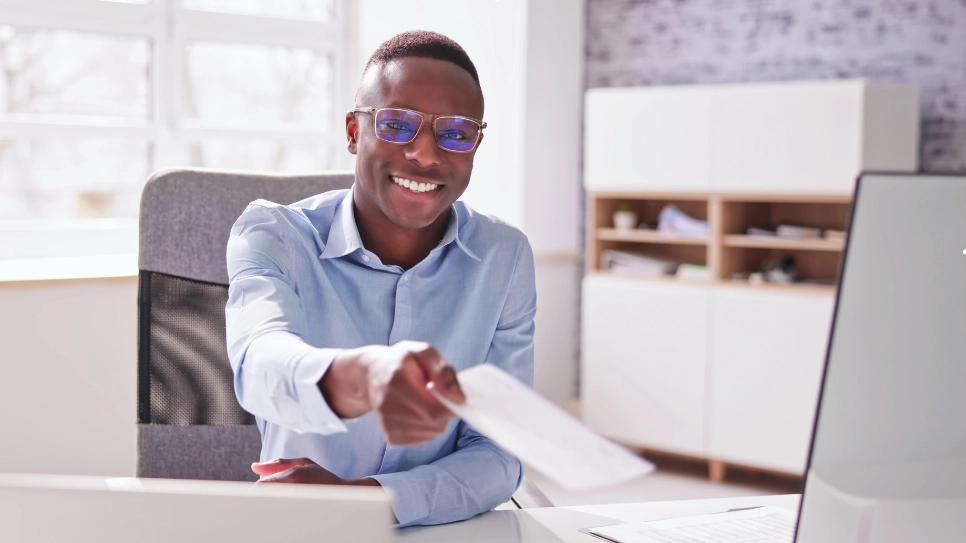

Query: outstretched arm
226 203 464 441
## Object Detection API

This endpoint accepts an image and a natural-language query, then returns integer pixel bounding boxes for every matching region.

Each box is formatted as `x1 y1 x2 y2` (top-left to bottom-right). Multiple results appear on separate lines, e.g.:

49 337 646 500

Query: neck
352 200 451 271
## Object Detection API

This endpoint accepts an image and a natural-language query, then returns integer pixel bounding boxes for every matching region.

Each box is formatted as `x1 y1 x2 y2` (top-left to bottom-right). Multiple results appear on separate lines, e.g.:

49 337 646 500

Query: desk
396 494 800 542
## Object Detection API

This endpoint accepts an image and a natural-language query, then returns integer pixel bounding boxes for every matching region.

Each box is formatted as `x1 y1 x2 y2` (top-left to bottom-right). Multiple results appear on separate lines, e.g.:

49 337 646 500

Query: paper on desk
587 505 796 543
434 364 654 490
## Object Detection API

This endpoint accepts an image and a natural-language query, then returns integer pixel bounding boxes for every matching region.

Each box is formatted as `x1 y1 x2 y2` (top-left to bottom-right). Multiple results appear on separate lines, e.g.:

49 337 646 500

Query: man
225 30 536 527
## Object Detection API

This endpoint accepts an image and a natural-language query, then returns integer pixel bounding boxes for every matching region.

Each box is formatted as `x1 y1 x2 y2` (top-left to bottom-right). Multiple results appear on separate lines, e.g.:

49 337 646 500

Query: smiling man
224 31 536 527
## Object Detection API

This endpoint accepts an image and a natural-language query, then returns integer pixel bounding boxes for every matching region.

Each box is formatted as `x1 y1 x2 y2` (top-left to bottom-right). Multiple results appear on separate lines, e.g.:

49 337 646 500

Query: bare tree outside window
0 1 345 224
181 41 333 172
0 26 151 219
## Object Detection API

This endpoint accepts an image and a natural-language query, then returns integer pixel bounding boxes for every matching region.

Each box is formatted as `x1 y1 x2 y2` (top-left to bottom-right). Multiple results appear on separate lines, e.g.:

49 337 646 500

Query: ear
346 112 359 155
475 131 484 151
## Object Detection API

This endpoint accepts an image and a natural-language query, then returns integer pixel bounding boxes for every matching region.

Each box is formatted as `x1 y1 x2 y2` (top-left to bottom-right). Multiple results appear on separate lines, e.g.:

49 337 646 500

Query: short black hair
363 30 481 87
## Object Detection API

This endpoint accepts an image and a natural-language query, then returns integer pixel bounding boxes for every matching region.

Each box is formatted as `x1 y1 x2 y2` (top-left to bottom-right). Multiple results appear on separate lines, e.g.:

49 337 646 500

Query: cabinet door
584 87 712 191
581 275 709 457
708 289 834 474
709 81 863 193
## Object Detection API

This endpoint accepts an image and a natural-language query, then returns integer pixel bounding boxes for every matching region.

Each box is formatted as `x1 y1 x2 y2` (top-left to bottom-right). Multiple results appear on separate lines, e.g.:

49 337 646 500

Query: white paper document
586 506 797 543
435 364 654 490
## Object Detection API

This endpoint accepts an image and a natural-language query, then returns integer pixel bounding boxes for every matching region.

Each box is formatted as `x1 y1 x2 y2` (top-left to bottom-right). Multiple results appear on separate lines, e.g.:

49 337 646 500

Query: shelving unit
580 79 919 482
583 191 851 480
587 191 850 292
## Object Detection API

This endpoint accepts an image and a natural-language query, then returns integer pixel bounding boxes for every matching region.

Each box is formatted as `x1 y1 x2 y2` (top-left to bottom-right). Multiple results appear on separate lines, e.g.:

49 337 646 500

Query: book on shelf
657 204 708 237
746 227 777 237
601 250 679 277
776 224 822 239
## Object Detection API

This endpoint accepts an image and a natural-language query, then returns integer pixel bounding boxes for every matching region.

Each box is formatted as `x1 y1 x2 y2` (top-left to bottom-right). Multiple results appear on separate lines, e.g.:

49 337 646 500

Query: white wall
0 278 137 476
523 0 585 255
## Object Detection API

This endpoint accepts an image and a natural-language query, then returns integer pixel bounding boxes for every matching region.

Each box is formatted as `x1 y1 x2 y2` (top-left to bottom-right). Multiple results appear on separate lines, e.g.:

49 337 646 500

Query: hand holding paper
434 364 654 490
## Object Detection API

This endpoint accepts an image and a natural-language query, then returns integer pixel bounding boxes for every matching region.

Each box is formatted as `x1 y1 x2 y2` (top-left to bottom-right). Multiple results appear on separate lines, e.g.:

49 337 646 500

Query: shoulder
455 201 533 263
233 189 349 239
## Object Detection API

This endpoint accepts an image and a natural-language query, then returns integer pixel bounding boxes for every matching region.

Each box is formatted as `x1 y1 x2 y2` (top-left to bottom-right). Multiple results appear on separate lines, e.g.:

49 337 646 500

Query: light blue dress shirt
225 187 536 527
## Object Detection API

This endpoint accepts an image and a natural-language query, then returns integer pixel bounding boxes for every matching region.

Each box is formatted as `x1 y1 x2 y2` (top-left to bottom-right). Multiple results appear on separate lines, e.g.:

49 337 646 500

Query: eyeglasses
352 107 486 153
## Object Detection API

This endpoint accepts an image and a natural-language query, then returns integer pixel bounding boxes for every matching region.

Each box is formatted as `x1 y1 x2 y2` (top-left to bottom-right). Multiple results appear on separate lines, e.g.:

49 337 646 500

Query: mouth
391 175 441 194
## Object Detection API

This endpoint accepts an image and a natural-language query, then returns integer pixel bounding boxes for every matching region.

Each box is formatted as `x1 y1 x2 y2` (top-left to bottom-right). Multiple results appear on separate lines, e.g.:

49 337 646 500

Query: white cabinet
584 86 713 192
584 80 919 194
581 275 709 457
708 289 834 474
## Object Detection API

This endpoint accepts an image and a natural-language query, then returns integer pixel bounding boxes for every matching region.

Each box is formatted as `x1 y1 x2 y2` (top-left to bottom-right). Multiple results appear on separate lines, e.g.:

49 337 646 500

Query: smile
392 176 439 193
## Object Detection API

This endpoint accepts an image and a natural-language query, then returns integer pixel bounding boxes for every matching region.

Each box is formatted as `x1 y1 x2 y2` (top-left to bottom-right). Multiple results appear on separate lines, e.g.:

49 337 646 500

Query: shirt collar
440 204 481 261
318 188 364 260
319 188 480 262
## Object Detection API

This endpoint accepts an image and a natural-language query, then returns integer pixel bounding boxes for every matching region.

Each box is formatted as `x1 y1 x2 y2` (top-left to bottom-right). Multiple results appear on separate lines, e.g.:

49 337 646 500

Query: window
0 0 353 231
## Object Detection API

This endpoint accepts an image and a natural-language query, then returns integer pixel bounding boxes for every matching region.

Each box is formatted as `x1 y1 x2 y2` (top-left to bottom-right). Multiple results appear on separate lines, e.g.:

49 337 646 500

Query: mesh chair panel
138 271 254 426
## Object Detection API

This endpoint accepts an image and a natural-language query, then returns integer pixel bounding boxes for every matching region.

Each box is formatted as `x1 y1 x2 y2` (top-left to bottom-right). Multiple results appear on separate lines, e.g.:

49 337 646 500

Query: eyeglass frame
351 106 487 153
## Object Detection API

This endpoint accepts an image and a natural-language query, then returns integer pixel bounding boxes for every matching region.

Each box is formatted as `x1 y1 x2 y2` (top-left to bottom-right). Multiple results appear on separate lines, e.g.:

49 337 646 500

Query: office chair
136 167 552 506
137 168 354 481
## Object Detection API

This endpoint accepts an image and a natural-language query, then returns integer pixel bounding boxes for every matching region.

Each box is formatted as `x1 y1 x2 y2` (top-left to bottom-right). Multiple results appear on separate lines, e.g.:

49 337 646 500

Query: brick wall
586 0 966 172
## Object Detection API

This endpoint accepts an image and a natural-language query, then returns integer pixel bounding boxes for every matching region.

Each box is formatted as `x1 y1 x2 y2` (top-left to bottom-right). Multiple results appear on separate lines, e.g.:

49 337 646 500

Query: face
346 57 485 232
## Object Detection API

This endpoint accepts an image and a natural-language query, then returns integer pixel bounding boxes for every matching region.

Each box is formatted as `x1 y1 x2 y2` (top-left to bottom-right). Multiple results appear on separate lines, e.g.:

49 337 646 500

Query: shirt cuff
369 470 430 527
293 346 348 435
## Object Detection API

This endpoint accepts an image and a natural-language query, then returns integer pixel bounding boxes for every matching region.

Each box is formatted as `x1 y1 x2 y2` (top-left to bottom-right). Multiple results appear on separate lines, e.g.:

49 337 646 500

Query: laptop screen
795 173 966 542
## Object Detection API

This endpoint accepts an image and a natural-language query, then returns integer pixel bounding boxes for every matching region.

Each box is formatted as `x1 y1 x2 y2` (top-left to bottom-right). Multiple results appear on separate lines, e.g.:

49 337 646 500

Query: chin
388 212 439 231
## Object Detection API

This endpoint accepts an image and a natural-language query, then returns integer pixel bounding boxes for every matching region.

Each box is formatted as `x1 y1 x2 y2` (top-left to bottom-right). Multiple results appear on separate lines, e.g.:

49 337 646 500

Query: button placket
388 273 412 344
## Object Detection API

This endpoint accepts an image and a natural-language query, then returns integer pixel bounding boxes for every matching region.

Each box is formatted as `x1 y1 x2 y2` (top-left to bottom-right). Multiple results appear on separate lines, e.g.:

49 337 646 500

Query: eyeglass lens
374 108 480 152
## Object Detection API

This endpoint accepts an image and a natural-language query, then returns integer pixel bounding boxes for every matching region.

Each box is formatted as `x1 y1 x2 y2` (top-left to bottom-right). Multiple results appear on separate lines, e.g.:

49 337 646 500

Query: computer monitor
795 173 966 542
0 473 392 543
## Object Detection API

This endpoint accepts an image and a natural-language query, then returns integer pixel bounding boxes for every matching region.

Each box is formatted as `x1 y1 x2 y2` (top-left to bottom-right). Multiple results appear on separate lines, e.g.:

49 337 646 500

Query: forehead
358 57 483 118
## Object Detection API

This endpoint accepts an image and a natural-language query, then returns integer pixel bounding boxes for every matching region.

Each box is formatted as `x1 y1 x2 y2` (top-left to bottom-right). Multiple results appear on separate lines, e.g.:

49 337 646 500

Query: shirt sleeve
225 202 348 435
371 237 537 527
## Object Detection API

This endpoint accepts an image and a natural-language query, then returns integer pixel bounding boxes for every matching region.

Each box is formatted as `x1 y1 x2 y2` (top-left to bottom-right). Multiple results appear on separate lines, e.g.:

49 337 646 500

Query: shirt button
362 254 370 262
327 422 339 430
402 275 409 281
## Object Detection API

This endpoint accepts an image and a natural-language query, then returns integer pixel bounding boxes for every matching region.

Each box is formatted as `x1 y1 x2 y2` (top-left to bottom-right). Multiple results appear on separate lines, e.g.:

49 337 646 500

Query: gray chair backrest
137 168 354 481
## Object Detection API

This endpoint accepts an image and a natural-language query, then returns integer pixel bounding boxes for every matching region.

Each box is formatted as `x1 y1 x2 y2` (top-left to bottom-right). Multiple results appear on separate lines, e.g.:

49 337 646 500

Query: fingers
364 341 465 446
405 342 466 404
251 457 315 477
256 463 343 485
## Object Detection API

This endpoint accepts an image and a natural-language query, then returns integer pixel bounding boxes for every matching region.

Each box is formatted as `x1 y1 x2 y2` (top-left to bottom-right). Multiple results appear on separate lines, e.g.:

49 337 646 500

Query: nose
403 120 442 168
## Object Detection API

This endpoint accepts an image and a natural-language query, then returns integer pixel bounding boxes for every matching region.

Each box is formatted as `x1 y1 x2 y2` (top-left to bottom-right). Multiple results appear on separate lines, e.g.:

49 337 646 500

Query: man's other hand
252 457 381 487
320 341 466 446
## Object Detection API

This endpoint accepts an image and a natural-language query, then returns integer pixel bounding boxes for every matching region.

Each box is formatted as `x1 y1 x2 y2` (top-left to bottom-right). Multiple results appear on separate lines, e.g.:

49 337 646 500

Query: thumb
403 342 466 405
251 457 314 477
427 363 466 405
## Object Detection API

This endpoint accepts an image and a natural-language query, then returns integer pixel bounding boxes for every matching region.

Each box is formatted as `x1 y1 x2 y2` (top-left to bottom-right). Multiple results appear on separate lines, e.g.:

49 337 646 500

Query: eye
378 120 415 133
437 130 468 141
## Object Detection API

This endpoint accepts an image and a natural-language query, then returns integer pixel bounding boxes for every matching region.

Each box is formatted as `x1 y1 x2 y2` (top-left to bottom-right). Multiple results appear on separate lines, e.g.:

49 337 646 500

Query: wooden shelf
597 228 708 245
588 191 849 284
723 234 845 252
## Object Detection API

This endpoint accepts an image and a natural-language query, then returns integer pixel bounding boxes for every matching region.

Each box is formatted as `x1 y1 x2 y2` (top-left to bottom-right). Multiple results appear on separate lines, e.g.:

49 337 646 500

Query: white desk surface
396 494 801 542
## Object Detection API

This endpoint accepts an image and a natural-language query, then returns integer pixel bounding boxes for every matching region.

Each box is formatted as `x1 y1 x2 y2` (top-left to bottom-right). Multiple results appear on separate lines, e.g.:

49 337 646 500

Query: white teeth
392 176 439 193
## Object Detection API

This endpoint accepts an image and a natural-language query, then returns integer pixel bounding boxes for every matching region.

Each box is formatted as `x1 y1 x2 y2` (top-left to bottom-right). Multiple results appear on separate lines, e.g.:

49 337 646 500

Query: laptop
0 473 392 542
794 172 966 541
